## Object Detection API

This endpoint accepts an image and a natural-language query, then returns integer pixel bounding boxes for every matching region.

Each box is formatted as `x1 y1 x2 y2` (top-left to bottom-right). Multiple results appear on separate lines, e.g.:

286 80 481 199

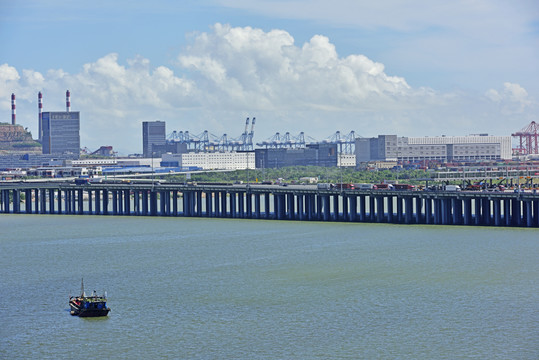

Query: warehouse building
161 151 255 170
356 134 512 163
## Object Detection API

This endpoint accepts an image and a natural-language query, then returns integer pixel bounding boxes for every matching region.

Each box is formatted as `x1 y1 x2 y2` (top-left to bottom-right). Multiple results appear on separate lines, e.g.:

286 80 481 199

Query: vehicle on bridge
394 184 416 191
74 178 89 185
317 183 335 190
375 183 394 190
358 183 377 190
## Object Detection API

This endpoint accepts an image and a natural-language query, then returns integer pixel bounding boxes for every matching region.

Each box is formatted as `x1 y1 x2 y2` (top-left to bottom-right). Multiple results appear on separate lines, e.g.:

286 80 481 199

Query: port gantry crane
512 121 539 155
167 117 256 152
256 131 309 149
320 130 358 154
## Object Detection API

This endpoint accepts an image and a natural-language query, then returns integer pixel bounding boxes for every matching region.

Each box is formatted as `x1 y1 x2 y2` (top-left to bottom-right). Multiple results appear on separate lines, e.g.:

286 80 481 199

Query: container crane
512 121 539 155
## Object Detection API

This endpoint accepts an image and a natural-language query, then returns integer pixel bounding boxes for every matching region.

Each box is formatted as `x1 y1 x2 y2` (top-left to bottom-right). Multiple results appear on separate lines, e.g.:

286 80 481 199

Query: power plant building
356 134 512 163
142 121 166 157
41 111 80 156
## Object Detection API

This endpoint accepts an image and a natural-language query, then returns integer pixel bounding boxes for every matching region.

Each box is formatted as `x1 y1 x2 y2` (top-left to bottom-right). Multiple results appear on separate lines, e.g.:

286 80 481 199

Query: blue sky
1 0 538 154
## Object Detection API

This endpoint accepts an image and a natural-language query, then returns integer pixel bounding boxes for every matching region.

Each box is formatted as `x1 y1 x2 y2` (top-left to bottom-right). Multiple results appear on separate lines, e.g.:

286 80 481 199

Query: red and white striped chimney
38 92 43 141
11 93 16 125
66 90 71 112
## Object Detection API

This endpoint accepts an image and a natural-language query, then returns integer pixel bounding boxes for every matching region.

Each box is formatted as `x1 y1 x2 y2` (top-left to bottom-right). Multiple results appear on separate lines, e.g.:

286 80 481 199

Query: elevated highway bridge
1 181 538 228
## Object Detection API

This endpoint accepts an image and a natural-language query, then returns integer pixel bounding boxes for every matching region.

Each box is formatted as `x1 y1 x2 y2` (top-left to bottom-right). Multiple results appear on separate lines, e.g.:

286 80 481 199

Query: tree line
165 166 429 185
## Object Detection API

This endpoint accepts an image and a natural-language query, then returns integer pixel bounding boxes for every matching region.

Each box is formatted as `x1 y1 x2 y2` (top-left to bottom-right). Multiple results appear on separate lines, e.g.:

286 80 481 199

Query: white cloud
485 82 532 114
219 0 539 97
1 24 536 153
178 24 413 111
0 64 20 83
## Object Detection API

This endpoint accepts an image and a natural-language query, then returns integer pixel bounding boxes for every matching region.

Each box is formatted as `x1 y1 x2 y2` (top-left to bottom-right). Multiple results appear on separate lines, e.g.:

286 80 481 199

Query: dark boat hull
70 308 110 317
70 299 110 317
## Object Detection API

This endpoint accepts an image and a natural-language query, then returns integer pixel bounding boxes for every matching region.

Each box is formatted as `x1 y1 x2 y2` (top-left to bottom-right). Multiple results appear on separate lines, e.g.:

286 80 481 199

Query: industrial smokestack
11 93 16 125
66 90 71 112
38 91 43 141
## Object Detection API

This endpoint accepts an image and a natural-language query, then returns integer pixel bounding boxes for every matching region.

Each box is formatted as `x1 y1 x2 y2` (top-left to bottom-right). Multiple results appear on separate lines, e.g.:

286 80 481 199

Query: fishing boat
69 279 110 317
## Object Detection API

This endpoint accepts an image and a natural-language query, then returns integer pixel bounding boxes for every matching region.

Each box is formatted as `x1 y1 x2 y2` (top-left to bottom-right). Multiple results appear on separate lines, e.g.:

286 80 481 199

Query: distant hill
0 123 42 153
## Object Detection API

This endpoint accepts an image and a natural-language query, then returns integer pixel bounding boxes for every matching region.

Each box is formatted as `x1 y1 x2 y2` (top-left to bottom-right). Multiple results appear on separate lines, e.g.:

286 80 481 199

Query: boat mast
80 278 85 297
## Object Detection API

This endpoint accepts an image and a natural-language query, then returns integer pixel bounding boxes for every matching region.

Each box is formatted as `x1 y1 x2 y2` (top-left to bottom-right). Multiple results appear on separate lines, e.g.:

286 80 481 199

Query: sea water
0 215 537 359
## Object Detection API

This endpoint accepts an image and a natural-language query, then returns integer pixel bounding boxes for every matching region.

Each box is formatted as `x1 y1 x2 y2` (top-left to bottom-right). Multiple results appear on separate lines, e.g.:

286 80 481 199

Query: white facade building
338 154 356 167
71 159 118 166
161 152 255 170
356 134 512 163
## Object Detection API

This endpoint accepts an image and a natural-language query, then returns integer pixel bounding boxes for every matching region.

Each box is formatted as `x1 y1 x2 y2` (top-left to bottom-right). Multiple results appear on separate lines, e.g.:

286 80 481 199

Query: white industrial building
338 154 356 167
356 134 512 163
161 152 255 170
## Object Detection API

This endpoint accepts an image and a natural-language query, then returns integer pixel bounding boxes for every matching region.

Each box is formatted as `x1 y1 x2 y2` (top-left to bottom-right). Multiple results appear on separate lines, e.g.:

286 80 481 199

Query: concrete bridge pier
503 199 510 226
384 196 392 223
404 197 413 224
511 199 521 227
396 197 404 224
493 199 501 226
349 195 357 222
341 195 348 221
77 189 83 215
254 193 261 219
12 189 20 213
463 198 471 225
140 190 148 216
112 191 118 215
214 191 221 217
246 192 252 218
424 198 432 224
376 196 384 223
415 197 423 224
481 198 491 226
297 194 304 220
195 191 201 217
205 191 212 217
133 190 139 215
222 191 227 217
24 189 31 214
305 194 313 220
525 201 533 227
533 199 539 227
102 190 108 215
159 191 166 216
97 190 103 215
264 192 271 219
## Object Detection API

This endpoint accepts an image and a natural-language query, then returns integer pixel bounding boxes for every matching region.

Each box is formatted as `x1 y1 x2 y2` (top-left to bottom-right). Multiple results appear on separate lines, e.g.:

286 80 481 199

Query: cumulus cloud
485 82 532 114
179 24 412 111
0 24 536 152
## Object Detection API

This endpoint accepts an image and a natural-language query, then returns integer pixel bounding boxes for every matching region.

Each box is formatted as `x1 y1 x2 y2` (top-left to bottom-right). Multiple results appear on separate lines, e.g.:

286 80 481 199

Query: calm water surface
0 215 537 359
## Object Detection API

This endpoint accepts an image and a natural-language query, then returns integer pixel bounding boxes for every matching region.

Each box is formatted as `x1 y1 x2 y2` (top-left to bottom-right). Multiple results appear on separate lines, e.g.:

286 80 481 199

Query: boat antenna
81 278 85 297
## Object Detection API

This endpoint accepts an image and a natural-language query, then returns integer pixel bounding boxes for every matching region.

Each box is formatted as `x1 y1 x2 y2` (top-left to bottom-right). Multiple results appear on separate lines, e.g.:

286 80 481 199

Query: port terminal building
161 152 255 170
356 134 512 164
